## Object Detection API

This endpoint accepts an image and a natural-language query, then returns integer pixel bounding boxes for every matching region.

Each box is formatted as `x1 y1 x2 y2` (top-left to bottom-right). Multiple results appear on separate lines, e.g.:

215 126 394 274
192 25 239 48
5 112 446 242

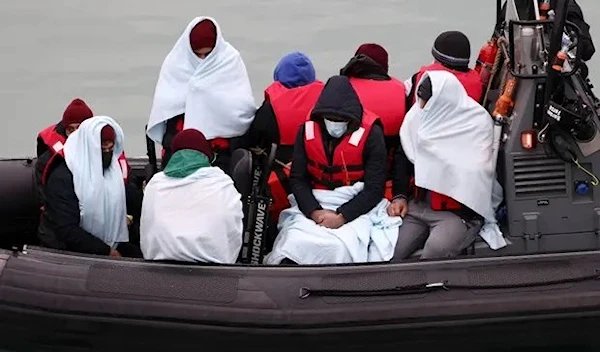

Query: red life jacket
38 124 130 185
264 81 325 146
414 62 483 103
267 166 291 223
349 77 407 137
304 111 379 190
161 117 231 160
408 176 462 211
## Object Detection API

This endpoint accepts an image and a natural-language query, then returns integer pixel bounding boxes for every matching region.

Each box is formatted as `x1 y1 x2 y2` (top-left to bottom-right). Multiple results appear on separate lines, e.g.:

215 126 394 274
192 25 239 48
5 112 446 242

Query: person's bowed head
189 19 217 59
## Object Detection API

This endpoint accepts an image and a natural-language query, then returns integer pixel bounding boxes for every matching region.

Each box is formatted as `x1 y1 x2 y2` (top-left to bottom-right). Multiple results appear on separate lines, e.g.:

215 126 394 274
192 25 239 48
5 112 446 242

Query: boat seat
0 158 39 249
229 148 253 203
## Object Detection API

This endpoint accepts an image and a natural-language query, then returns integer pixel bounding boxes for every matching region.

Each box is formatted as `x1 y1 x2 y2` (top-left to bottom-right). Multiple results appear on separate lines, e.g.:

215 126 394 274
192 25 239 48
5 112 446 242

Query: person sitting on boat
38 116 140 258
35 98 130 192
146 17 256 173
236 51 324 229
140 128 243 264
390 71 505 261
340 43 407 199
264 75 403 265
405 31 483 107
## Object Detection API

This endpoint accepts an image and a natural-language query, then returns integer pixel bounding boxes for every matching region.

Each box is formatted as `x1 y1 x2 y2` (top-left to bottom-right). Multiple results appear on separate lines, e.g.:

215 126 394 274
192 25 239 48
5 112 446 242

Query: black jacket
235 100 294 164
340 55 390 81
289 75 387 223
38 158 113 255
35 122 67 206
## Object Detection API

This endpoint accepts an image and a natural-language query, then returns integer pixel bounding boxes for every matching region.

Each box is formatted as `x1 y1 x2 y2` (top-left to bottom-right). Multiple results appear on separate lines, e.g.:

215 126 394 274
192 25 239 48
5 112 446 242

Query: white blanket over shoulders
264 183 403 265
146 16 256 144
63 116 129 248
400 70 506 250
140 166 243 263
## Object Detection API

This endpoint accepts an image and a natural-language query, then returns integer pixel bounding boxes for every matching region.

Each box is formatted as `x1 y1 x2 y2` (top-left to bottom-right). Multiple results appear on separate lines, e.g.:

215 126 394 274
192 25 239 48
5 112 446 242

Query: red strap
210 138 230 151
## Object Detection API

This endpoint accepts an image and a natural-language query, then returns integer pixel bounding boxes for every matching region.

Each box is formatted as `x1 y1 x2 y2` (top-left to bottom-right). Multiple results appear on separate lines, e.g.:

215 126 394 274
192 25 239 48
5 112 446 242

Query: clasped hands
310 209 345 229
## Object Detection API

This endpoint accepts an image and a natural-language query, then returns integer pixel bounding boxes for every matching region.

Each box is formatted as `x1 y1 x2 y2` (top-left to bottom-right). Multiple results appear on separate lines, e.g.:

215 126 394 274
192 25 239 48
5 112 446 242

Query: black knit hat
432 31 471 69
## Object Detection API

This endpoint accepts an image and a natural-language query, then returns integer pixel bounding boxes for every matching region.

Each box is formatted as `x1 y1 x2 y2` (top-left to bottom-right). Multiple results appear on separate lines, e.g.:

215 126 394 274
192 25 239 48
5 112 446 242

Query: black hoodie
289 75 387 223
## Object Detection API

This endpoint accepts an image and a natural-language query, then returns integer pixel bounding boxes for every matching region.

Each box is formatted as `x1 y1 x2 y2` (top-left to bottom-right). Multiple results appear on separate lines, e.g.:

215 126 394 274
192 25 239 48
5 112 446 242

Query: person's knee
421 218 472 259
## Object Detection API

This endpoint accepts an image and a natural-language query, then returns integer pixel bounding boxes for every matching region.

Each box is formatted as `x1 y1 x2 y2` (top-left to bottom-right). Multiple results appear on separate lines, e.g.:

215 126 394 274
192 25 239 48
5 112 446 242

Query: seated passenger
264 75 402 265
140 129 243 264
340 43 407 198
237 51 324 224
35 98 130 197
38 116 138 258
405 31 483 107
146 17 256 173
341 43 406 151
390 71 504 261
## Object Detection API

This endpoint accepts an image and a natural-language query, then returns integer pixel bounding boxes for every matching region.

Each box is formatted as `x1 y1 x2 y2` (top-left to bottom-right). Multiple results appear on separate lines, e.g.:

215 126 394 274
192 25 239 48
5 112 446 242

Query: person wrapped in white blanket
264 75 403 265
38 116 137 258
140 128 244 264
146 16 256 172
389 70 506 261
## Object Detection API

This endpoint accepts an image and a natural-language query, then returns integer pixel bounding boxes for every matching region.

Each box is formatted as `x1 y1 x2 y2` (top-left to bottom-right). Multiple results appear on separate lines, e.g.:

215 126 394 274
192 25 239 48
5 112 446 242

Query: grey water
0 0 598 158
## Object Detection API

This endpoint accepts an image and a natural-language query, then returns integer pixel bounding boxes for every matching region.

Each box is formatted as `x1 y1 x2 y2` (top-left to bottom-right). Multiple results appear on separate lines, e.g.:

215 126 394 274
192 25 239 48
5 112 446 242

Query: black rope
298 274 600 299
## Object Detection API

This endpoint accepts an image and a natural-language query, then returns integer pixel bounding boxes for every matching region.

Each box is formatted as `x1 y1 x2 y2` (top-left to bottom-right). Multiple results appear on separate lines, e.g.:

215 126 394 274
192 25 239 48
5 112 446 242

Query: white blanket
140 166 243 263
63 116 128 247
401 70 506 250
264 182 403 265
146 16 256 144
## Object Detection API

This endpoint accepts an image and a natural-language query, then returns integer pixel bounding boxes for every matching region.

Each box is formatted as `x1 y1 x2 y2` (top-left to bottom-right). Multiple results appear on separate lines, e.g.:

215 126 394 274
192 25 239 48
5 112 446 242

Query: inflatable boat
2 0 600 350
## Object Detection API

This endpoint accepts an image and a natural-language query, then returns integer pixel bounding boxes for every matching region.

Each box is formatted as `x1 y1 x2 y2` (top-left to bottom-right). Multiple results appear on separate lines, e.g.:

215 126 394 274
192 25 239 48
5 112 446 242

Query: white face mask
324 119 349 138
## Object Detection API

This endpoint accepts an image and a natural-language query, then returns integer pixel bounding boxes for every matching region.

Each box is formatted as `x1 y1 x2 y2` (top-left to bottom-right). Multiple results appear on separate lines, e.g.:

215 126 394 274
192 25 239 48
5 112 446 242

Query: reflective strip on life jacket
265 81 325 146
349 77 407 137
304 112 379 190
414 62 483 103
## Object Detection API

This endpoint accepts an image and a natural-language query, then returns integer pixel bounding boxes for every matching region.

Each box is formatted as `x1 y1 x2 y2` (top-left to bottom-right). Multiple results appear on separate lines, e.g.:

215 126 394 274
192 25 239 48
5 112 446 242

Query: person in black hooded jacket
289 75 387 230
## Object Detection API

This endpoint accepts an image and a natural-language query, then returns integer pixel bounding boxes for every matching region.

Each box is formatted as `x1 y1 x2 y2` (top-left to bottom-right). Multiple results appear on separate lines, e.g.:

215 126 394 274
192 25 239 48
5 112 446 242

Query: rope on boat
573 158 600 186
298 273 600 298
482 37 506 104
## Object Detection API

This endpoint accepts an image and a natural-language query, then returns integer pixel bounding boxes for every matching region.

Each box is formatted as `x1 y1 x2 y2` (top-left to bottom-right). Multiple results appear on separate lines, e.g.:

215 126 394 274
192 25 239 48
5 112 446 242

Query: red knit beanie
171 129 214 161
189 20 217 51
62 98 93 126
355 43 389 73
100 125 116 142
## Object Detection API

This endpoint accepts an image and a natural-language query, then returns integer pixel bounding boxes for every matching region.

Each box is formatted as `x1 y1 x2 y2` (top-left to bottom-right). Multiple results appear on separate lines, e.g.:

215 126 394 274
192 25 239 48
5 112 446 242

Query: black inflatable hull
1 248 600 351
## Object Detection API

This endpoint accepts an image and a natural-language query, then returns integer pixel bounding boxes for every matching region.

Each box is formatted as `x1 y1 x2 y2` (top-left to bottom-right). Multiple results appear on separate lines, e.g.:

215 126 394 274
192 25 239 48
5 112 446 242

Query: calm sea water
1 0 598 157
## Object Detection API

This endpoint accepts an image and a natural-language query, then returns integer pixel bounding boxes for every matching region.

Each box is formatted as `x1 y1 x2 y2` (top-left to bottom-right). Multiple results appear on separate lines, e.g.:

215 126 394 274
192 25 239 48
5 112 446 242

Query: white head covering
63 116 128 247
401 70 496 220
146 17 256 144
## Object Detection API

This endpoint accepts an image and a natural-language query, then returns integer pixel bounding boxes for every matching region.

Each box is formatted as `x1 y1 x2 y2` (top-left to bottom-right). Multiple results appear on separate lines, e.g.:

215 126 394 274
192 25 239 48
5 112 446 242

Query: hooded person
37 116 135 258
235 51 324 233
146 17 256 173
140 128 244 264
340 43 407 200
405 31 483 107
35 99 131 208
389 71 505 261
264 75 397 265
